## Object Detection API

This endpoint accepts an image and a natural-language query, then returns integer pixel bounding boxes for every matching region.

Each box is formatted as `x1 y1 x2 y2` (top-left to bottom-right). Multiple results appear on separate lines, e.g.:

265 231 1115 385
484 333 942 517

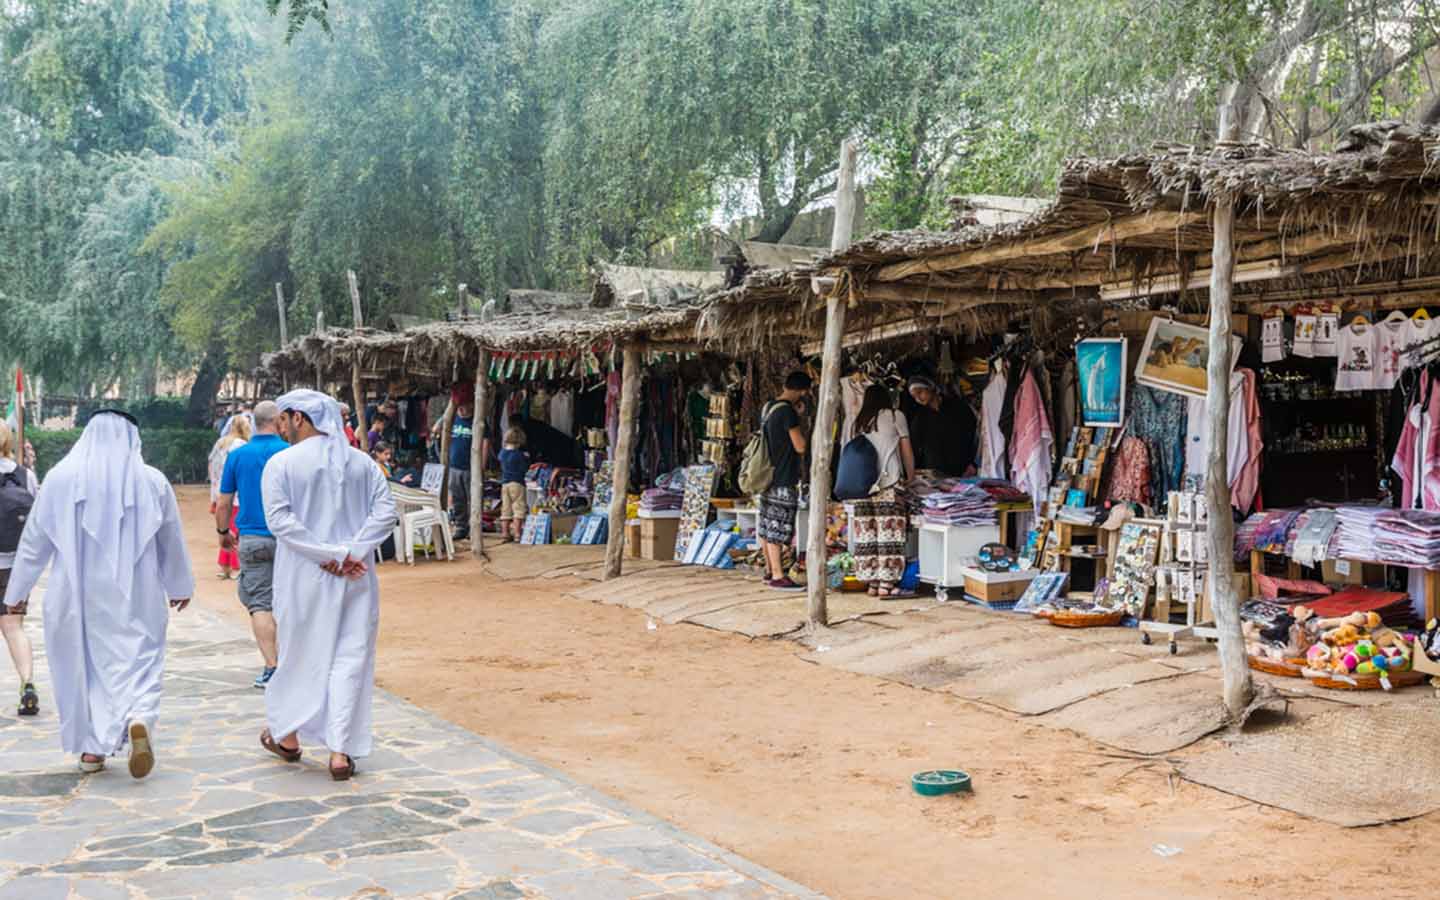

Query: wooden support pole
314 311 324 390
347 274 369 453
1206 177 1255 720
438 398 455 512
471 349 489 559
346 270 364 329
804 138 859 628
274 283 290 392
604 342 643 580
274 283 289 346
457 283 469 318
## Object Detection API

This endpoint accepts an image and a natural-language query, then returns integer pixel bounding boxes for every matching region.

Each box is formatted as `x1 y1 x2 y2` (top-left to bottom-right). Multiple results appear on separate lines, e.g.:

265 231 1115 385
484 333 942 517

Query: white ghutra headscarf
35 411 163 588
276 389 350 484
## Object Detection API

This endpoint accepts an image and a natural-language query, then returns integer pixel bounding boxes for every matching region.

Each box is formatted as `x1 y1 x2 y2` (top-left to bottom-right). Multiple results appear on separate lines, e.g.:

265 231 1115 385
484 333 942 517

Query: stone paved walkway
0 599 819 900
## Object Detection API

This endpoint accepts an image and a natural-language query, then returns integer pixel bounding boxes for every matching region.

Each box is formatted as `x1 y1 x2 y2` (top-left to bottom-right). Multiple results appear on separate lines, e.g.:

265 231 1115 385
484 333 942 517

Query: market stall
798 121 1440 689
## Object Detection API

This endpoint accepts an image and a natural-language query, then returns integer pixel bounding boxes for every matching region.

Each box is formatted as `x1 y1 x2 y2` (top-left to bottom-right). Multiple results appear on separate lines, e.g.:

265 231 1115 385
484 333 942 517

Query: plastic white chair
389 483 454 564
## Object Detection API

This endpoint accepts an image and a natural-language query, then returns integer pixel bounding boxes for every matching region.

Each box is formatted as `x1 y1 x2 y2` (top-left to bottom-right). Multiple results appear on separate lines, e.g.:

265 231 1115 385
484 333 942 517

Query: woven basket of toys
1045 609 1126 628
1246 655 1306 678
1302 668 1426 691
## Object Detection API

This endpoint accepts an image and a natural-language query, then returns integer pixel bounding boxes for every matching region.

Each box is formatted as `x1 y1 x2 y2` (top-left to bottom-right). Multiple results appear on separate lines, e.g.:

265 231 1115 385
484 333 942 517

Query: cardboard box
625 520 642 559
960 566 1037 604
639 517 680 561
550 514 579 540
1322 559 1385 586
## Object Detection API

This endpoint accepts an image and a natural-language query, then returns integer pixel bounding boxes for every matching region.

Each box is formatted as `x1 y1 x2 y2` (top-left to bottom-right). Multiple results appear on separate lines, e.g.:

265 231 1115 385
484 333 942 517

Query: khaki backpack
737 401 789 496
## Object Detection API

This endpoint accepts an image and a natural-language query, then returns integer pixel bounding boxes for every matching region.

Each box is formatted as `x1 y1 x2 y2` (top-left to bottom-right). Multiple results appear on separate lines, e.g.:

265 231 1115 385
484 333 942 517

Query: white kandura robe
262 437 397 757
3 457 194 756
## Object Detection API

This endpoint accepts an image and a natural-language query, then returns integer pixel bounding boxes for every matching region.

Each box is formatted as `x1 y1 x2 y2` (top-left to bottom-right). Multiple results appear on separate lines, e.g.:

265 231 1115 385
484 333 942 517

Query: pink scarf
1393 370 1440 510
1009 372 1054 514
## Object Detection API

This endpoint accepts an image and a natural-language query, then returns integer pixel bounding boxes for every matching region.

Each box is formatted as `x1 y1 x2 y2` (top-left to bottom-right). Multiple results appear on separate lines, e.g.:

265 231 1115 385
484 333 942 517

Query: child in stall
499 426 530 542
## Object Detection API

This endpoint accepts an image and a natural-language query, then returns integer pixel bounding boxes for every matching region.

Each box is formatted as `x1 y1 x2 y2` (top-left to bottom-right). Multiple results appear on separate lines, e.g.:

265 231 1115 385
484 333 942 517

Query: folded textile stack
1235 509 1303 558
1288 509 1339 566
639 486 683 513
1302 587 1420 629
914 478 1025 527
1335 506 1384 561
1371 509 1440 568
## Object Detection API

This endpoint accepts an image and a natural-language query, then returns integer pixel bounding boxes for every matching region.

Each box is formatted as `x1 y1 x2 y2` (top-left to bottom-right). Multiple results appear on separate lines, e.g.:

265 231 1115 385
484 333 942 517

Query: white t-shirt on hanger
1313 312 1339 357
1376 314 1413 390
1293 313 1317 357
1261 316 1286 363
1335 320 1379 392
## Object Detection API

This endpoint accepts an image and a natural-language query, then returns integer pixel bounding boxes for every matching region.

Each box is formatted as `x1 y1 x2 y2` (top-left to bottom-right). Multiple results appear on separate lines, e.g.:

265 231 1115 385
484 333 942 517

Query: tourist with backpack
846 385 915 598
750 371 812 590
0 420 39 717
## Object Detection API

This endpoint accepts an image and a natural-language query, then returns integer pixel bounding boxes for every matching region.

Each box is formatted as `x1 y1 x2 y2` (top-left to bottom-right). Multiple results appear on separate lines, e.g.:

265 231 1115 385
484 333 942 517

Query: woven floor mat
1181 706 1440 826
942 642 1189 716
1041 672 1229 754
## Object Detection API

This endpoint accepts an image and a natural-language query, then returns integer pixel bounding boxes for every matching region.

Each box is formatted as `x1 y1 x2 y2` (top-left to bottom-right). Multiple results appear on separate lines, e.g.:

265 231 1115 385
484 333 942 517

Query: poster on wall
1134 317 1241 398
1075 337 1126 427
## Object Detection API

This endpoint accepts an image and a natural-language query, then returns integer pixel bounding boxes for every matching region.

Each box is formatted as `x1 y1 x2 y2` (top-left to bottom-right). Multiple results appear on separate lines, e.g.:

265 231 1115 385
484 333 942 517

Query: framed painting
1076 338 1127 427
1134 318 1241 398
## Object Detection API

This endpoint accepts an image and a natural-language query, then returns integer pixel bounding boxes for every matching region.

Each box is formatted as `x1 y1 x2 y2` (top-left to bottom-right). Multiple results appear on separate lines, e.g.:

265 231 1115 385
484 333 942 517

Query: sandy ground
177 487 1438 900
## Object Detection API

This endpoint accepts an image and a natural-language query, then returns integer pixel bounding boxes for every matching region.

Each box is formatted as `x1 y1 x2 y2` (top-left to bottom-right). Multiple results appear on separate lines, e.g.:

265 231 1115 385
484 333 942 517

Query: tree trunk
1206 105 1255 719
605 343 643 580
804 139 859 628
186 343 227 427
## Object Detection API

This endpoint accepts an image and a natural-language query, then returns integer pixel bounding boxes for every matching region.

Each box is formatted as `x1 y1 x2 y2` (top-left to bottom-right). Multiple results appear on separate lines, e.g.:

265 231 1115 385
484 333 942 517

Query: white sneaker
78 756 105 774
128 721 155 779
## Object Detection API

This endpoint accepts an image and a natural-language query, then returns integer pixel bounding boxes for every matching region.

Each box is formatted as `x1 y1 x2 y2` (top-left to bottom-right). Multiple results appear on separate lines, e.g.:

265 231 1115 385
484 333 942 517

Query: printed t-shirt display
1376 315 1416 391
1335 320 1379 392
1293 312 1317 358
1261 315 1286 363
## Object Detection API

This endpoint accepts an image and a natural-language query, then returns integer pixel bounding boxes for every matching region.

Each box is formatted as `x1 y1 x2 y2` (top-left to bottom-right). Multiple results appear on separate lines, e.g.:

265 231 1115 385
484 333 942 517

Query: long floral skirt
852 487 906 584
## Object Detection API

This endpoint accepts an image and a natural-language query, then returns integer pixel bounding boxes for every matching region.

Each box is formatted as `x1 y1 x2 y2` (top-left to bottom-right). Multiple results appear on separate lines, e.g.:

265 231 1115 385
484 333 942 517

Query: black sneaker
18 682 38 716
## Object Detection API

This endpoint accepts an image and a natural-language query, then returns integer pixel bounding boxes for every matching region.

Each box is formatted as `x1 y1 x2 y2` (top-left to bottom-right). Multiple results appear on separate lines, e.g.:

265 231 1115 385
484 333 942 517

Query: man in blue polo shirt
216 400 288 689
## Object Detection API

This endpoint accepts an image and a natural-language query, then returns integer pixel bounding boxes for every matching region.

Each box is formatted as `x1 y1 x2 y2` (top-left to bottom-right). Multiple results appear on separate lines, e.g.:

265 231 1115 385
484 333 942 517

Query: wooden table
1249 548 1440 620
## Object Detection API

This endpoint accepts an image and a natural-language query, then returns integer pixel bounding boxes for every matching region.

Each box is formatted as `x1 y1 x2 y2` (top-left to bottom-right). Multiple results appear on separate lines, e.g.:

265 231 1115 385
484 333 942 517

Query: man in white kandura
1 410 194 778
259 390 396 780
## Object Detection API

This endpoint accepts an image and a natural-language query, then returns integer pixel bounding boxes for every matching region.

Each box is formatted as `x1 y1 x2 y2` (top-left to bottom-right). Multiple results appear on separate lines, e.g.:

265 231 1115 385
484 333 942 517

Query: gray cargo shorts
237 535 277 615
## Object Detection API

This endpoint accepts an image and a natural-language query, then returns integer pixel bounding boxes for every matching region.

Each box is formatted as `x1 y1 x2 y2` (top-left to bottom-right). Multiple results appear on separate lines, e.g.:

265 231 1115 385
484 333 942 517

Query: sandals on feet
78 754 105 774
260 729 302 763
329 755 356 781
18 683 38 717
128 721 155 779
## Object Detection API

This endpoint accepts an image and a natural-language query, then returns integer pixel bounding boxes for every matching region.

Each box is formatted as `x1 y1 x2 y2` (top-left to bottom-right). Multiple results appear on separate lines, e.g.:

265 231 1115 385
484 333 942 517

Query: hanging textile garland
505 353 517 380
547 353 556 380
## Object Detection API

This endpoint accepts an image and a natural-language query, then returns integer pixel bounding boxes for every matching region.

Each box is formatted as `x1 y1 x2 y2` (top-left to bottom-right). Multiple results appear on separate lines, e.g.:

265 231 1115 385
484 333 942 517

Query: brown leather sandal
260 729 302 763
329 755 356 781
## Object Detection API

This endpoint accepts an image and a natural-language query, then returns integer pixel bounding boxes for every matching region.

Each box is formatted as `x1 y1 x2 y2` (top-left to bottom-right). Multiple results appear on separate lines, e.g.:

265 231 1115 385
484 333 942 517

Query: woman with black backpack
849 385 915 599
0 420 39 716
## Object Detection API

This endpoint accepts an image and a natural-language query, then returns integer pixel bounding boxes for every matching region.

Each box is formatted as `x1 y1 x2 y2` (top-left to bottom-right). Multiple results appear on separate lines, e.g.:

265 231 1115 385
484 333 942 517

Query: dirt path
179 487 1435 900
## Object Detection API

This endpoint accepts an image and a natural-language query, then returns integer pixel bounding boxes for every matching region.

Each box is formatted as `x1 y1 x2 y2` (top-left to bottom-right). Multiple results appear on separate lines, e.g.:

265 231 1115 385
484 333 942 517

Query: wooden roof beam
872 210 1205 282
859 282 1045 306
1102 239 1430 301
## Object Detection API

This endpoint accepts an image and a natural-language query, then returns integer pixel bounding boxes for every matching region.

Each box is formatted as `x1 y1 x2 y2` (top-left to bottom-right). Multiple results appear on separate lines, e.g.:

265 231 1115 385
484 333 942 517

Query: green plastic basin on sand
911 769 972 796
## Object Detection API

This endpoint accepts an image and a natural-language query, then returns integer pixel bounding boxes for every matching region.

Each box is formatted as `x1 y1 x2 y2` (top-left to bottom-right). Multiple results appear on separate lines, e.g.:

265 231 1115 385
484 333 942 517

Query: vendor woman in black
904 375 978 476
